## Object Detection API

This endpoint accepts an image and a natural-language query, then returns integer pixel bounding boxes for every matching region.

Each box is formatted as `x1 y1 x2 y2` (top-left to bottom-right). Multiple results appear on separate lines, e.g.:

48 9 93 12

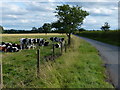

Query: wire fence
36 40 68 77
1 38 68 87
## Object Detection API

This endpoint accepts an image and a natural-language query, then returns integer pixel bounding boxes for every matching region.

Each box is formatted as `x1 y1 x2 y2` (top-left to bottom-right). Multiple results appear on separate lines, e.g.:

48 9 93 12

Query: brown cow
0 46 7 52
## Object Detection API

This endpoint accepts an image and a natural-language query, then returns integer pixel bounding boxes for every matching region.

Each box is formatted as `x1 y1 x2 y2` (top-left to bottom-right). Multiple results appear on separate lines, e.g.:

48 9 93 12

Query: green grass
2 35 113 88
76 30 120 46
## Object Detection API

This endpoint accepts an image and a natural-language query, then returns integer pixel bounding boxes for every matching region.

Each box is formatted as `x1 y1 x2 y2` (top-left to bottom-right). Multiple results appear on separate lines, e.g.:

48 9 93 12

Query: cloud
88 8 112 14
82 7 114 17
24 2 57 12
83 16 97 24
20 19 29 23
3 3 27 14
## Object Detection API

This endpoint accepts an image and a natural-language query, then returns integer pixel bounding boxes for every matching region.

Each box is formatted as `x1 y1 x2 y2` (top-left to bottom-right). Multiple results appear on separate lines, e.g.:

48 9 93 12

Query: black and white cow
27 38 33 45
20 38 49 49
39 38 45 46
20 38 36 49
6 46 19 52
35 38 43 46
1 42 6 45
0 42 20 52
32 38 37 46
31 38 45 47
12 43 21 50
50 37 64 42
54 43 61 48
20 38 28 49
44 41 49 46
32 38 46 46
26 38 34 49
3 42 12 47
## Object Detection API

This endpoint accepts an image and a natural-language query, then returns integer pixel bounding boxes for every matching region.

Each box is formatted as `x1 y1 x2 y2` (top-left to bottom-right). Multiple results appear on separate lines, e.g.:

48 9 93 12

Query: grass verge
76 30 120 46
37 35 113 88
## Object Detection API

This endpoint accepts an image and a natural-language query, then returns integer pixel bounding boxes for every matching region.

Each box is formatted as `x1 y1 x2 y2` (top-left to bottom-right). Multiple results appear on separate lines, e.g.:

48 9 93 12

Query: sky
0 0 119 30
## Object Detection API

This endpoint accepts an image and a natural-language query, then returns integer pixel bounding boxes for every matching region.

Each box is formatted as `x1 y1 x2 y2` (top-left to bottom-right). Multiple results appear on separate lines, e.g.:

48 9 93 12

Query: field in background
0 33 65 36
76 30 120 46
1 34 113 88
1 34 65 44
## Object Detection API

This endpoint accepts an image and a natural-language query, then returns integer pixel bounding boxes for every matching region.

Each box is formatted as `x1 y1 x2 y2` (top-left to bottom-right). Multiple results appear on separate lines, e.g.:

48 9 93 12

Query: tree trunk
68 33 71 45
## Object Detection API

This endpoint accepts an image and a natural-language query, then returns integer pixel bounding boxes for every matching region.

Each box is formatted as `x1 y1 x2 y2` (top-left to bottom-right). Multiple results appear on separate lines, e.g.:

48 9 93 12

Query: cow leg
24 44 27 49
28 45 31 49
20 44 23 50
22 44 24 49
33 45 35 49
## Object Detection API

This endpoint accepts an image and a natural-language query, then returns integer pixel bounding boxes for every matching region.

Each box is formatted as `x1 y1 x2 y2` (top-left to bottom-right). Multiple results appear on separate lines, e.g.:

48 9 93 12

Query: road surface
75 35 119 88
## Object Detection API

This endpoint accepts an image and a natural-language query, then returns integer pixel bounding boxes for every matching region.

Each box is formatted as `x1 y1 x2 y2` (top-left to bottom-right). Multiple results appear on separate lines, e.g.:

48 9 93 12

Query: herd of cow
0 37 65 52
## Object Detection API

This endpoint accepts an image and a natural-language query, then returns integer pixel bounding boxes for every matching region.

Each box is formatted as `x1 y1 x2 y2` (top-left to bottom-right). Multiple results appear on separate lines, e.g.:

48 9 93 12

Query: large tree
101 22 110 31
42 23 51 34
52 20 62 31
55 4 89 44
52 20 65 33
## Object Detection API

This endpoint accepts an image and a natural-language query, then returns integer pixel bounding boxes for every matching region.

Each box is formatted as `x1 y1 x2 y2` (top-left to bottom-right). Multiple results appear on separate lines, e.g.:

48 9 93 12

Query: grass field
1 34 113 88
76 30 120 46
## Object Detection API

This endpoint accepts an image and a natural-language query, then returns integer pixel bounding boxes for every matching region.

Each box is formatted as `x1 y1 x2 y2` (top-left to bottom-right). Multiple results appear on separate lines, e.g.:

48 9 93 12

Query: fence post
65 41 67 53
0 63 3 89
37 49 40 78
60 42 63 55
52 44 55 60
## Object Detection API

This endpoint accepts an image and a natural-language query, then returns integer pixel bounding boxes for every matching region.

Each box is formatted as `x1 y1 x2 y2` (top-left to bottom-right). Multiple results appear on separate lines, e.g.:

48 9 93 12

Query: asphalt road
75 35 119 88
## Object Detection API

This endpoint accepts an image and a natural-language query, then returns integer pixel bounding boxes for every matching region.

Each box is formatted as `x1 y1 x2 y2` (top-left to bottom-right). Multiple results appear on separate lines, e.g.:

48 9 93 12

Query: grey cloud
25 2 58 12
2 2 28 16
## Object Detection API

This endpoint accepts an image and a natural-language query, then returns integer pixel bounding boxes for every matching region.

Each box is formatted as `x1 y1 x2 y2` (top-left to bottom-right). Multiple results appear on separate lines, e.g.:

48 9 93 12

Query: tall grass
37 35 113 88
76 30 120 46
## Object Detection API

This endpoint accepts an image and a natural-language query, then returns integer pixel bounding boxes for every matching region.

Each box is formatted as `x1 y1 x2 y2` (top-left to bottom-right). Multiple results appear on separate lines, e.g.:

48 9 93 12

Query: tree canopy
42 23 51 34
101 22 110 31
55 4 89 44
32 27 37 31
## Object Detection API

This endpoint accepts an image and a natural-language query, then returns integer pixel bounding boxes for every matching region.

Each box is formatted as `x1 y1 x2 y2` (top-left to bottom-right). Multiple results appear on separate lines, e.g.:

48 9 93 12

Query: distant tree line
0 22 111 34
3 29 33 34
1 22 66 34
1 22 69 34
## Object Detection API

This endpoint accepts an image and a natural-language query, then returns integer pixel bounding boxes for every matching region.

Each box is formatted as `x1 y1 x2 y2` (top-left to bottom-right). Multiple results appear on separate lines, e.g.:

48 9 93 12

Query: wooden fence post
60 42 63 55
65 41 67 53
37 49 40 77
52 44 55 60
0 63 3 89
